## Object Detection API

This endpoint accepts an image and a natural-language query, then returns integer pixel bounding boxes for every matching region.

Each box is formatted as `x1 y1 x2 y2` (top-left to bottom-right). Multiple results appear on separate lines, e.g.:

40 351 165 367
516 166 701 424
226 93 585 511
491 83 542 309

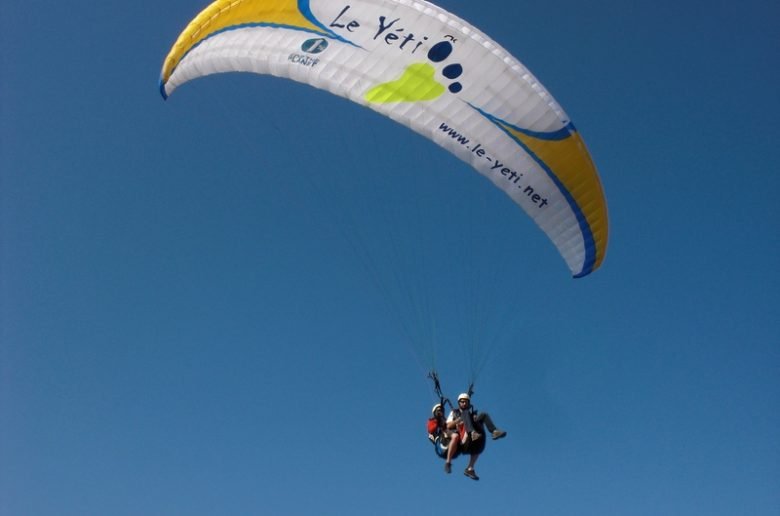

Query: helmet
431 403 443 416
457 393 470 401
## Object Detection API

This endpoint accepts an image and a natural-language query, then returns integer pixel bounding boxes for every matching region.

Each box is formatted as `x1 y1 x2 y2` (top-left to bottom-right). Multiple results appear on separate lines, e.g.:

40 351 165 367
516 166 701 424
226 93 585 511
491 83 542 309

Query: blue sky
2 0 779 514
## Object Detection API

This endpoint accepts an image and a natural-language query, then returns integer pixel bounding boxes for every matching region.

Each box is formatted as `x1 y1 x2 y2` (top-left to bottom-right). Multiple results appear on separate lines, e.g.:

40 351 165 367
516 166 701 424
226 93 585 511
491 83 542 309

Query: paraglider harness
427 371 483 459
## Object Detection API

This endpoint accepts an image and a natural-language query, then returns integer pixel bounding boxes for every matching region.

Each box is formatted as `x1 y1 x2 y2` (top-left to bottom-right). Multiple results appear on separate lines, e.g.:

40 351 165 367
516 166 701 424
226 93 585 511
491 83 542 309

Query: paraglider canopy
160 0 608 277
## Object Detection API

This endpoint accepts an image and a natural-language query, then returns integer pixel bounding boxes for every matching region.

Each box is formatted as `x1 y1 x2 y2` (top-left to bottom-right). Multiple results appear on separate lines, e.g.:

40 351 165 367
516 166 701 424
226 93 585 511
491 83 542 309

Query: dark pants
474 412 498 433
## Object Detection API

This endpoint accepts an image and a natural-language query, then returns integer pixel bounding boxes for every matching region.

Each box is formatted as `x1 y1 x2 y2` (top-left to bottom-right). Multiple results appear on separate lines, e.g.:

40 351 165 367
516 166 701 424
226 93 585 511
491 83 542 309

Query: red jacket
427 417 445 435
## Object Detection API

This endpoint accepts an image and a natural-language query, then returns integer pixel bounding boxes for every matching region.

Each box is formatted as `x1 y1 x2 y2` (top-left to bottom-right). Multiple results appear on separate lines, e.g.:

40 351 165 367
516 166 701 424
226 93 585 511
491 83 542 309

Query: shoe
464 468 479 481
444 462 452 474
471 431 482 441
492 429 507 440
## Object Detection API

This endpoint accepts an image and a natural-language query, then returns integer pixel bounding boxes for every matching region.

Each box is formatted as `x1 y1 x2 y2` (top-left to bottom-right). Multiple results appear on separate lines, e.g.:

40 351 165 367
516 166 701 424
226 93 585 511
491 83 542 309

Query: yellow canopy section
161 0 323 88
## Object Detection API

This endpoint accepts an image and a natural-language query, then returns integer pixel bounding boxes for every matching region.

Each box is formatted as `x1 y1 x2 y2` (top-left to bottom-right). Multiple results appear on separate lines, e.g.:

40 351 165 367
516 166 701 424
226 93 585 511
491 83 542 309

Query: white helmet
431 403 443 416
457 393 470 402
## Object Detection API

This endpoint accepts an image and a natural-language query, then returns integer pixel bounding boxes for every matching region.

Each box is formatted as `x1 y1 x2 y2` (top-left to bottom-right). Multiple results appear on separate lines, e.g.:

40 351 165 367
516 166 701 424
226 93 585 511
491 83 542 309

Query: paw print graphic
427 41 463 94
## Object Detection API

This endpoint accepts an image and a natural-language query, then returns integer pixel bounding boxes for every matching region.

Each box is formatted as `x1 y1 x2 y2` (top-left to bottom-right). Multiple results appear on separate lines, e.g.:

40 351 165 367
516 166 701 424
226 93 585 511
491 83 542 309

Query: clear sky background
2 0 778 515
